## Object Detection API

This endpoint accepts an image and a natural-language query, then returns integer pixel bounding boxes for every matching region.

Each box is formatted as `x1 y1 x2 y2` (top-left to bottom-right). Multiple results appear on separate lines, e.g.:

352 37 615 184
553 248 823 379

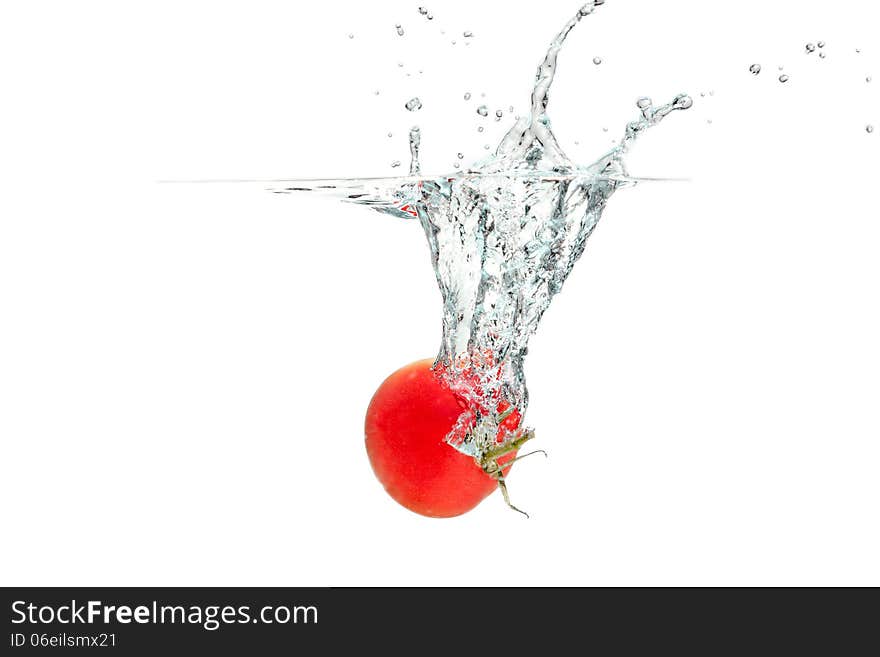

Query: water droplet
779 74 790 83
374 90 380 96
396 24 404 37
387 132 393 138
805 42 815 53
867 76 873 83
452 40 457 45
707 119 713 124
405 97 423 111
602 127 608 132
464 92 472 100
457 152 464 159
593 56 602 65
476 105 489 117
477 126 484 133
508 105 514 113
819 52 826 59
750 63 761 75
700 92 706 97
709 90 715 96
867 125 875 134
348 33 354 39
817 41 825 48
398 62 404 67
391 160 401 168
464 31 473 38
855 48 861 54
778 65 785 70
674 94 694 110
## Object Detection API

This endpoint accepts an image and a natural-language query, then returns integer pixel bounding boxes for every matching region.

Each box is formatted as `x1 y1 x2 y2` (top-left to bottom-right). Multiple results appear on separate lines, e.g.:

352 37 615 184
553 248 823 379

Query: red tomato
364 358 520 518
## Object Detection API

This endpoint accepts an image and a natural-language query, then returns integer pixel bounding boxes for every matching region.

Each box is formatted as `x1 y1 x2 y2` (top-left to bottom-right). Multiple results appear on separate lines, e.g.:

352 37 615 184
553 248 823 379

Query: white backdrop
1 0 878 586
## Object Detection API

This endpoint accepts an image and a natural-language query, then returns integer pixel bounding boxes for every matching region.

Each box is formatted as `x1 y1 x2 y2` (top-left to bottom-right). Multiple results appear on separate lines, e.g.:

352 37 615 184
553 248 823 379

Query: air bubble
818 41 825 48
348 33 354 39
477 105 489 117
495 109 504 118
593 56 602 65
396 24 404 36
391 160 401 168
464 92 472 100
405 97 423 111
779 74 789 83
477 126 484 132
418 6 428 15
868 125 875 134
464 31 473 38
749 63 761 75
457 153 464 159
805 43 815 53
819 52 826 59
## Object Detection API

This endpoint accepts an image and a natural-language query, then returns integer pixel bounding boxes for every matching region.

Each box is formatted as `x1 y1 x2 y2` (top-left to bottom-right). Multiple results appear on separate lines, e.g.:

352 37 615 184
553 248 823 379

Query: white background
1 0 878 586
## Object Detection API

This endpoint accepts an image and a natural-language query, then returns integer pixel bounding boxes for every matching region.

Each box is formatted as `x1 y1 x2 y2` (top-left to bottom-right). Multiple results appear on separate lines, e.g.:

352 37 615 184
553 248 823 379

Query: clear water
272 2 691 498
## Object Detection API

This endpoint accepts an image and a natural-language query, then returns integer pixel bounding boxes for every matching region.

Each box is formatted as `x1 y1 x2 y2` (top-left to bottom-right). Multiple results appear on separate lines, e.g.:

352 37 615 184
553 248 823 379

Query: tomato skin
364 359 518 518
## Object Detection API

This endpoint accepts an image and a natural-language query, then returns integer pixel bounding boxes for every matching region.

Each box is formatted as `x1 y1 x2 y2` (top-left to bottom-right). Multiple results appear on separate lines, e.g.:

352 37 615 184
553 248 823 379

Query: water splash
271 1 690 490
